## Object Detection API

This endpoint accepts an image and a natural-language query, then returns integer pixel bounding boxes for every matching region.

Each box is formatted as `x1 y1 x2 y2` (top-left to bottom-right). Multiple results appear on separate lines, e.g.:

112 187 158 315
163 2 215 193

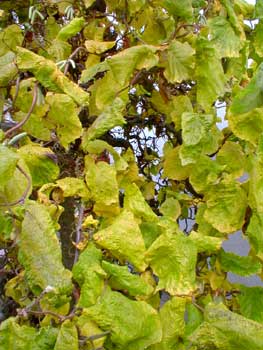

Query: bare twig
4 82 38 139
0 165 31 207
64 46 86 75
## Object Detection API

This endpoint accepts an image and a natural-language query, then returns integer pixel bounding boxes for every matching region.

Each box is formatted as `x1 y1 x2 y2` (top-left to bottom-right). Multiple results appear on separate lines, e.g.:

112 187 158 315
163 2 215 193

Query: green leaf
86 289 162 350
216 141 246 178
0 145 19 191
77 313 106 349
238 285 263 323
72 243 106 307
85 156 120 216
255 0 263 19
54 321 78 350
0 24 23 56
196 38 226 110
83 97 125 141
140 221 162 249
249 138 263 213
246 211 263 261
0 318 36 350
85 39 116 54
31 327 59 350
189 155 223 193
204 181 247 233
161 0 193 20
218 249 262 276
150 297 186 350
145 232 197 295
18 144 59 187
93 210 147 271
56 17 85 41
162 40 195 83
47 39 72 62
0 51 17 85
208 16 244 58
16 47 89 106
80 60 108 83
189 231 223 253
18 201 73 295
231 63 263 115
46 93 82 148
190 302 263 349
180 112 222 165
0 210 13 241
184 303 203 337
102 261 154 298
124 183 157 222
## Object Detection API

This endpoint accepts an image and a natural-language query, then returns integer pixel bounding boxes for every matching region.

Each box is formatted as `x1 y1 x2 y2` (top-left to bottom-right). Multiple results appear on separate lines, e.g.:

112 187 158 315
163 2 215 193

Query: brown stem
4 82 38 139
0 165 31 207
64 46 86 75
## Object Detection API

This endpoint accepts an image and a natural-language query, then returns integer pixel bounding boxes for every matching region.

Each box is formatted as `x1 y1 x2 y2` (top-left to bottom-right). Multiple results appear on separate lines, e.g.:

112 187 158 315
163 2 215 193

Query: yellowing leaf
151 297 186 350
94 210 147 271
196 38 226 110
204 181 247 233
228 108 263 146
124 183 157 222
54 321 78 350
208 16 244 57
0 52 17 85
85 39 116 54
16 47 89 106
145 232 197 295
0 145 19 191
18 144 59 187
163 145 192 180
85 156 120 216
83 97 125 141
46 93 82 148
180 112 222 165
18 201 72 295
189 231 223 253
160 197 181 220
162 40 195 83
55 178 90 198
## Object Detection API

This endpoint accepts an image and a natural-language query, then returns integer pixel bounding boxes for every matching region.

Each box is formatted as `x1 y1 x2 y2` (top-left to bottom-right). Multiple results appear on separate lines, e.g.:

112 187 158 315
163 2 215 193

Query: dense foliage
1 0 263 348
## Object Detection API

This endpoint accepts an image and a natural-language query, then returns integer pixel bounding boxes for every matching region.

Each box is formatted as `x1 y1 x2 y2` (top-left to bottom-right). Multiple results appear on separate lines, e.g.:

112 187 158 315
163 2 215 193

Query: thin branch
4 82 38 139
73 203 85 265
0 165 31 207
64 46 86 75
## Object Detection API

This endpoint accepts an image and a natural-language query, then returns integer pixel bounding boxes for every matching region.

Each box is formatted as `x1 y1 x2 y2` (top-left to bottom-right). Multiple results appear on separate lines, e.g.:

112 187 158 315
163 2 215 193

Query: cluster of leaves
1 0 263 348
